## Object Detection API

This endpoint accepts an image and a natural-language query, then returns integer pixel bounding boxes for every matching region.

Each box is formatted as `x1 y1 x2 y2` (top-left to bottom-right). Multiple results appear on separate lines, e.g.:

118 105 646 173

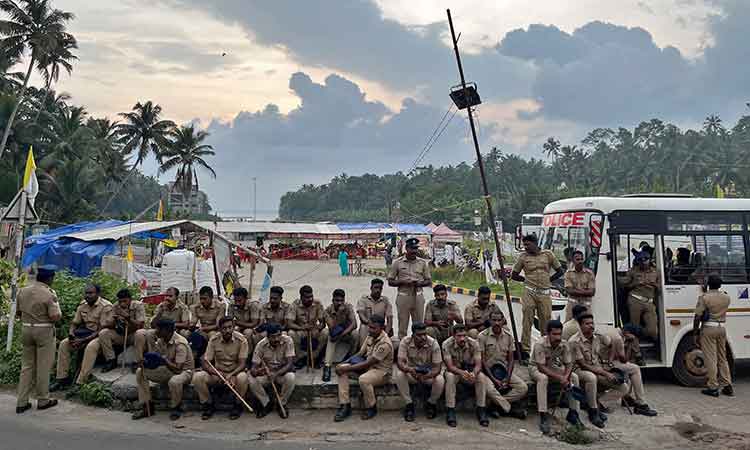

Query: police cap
405 238 420 248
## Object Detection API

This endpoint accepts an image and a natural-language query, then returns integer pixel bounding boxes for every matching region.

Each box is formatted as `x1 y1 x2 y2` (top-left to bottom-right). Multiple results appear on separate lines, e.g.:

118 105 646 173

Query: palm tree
38 104 91 170
39 157 102 222
87 117 130 188
31 31 77 125
0 50 23 91
0 0 76 161
159 124 216 216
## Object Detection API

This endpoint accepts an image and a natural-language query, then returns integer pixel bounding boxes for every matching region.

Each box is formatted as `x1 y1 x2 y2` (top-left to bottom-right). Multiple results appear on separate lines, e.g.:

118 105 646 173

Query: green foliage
557 423 595 445
0 325 22 385
78 381 113 408
431 266 525 297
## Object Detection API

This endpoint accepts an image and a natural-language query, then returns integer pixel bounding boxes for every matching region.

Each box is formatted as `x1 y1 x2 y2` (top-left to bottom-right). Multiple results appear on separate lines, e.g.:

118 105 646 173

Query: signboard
543 212 586 227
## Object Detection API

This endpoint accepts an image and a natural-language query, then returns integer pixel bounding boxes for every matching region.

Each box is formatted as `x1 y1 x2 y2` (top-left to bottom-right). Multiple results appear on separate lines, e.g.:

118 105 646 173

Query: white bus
520 213 544 240
540 195 750 385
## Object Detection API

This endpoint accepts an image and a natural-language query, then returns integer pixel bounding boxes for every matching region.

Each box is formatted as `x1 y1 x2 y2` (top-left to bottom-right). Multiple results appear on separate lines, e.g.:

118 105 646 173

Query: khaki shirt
398 335 442 367
154 301 190 324
356 295 393 323
696 289 731 322
478 327 514 367
252 335 295 371
190 300 224 327
70 297 112 334
290 298 325 327
324 303 357 327
388 256 431 295
424 299 462 325
231 301 261 329
561 319 580 341
260 302 293 326
442 336 480 368
513 250 561 289
355 330 393 372
569 331 610 368
530 336 573 371
205 331 249 372
148 332 194 371
564 268 595 302
112 300 146 324
464 299 501 327
620 265 660 299
17 282 60 325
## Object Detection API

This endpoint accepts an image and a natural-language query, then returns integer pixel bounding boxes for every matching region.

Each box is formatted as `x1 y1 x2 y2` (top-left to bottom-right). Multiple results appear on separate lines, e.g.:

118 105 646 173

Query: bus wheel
672 334 708 387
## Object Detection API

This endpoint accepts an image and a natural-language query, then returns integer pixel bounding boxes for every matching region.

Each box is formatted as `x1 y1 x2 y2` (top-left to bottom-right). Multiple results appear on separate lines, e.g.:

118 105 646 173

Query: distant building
164 182 212 216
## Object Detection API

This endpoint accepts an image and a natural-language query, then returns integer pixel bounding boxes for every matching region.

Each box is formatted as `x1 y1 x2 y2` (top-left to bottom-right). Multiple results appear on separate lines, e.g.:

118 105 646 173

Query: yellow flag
126 243 134 262
156 199 164 221
715 184 725 198
23 146 38 204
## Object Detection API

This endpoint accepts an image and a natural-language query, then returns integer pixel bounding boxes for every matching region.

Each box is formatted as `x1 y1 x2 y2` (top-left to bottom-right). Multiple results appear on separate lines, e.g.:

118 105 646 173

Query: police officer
442 324 492 427
424 284 463 345
511 234 564 355
564 250 595 321
259 286 293 333
388 238 431 339
322 289 358 382
15 266 61 413
694 274 733 397
464 286 501 339
248 323 296 419
288 285 328 368
148 286 190 335
394 322 444 422
618 250 659 340
230 286 261 356
51 284 112 391
190 286 223 340
356 278 394 346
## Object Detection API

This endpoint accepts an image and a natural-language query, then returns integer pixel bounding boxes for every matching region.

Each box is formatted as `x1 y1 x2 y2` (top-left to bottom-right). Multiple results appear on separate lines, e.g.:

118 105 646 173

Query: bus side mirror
589 214 604 251
514 225 523 251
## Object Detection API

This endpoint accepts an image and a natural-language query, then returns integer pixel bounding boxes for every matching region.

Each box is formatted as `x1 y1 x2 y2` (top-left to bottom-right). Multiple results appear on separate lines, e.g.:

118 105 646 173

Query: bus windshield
540 212 595 272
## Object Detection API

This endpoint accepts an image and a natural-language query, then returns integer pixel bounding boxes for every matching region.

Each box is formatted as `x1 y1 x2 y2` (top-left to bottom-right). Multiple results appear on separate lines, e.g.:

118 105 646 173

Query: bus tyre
672 333 735 387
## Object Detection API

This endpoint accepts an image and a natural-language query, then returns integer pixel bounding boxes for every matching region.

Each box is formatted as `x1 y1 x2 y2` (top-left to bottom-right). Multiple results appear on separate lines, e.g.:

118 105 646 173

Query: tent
432 223 463 244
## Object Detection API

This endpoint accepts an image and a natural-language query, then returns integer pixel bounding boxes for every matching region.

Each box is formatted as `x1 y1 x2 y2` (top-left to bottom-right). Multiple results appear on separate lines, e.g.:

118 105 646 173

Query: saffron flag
22 146 38 206
126 243 134 262
156 199 164 221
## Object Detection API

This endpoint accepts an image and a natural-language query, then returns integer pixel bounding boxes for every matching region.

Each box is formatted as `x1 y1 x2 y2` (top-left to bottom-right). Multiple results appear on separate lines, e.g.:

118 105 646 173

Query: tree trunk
31 81 52 127
0 55 35 162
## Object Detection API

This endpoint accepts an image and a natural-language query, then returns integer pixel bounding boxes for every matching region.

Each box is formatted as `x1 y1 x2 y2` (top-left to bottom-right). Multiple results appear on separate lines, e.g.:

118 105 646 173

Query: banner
211 232 233 297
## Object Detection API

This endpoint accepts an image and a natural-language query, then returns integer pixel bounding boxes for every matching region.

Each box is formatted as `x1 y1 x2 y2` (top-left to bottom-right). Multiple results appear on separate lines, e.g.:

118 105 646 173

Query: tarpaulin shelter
432 223 463 244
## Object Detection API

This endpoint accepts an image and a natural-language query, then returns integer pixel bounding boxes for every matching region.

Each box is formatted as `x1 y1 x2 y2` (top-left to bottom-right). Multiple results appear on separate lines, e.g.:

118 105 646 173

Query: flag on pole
156 199 164 221
126 243 134 262
22 146 38 206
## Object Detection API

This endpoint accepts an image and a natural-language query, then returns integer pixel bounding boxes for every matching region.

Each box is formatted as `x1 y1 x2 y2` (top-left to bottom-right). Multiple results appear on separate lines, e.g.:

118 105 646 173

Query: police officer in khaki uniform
322 289 358 382
51 284 112 391
231 286 261 355
334 315 393 422
190 286 223 340
529 320 583 434
424 284 463 345
562 304 587 341
148 286 190 335
356 278 394 346
259 286 293 334
618 250 660 340
288 285 328 368
77 288 145 384
564 250 596 321
478 311 528 419
394 322 445 421
694 274 733 397
192 316 249 420
511 234 563 354
16 266 61 414
464 286 501 339
388 238 431 339
248 324 296 419
132 319 194 420
442 324 493 427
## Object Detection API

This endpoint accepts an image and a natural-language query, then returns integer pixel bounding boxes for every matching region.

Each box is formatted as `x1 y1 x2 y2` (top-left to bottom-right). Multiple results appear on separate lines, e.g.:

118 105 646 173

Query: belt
526 285 551 295
567 298 592 305
22 323 54 328
702 321 725 327
630 293 653 303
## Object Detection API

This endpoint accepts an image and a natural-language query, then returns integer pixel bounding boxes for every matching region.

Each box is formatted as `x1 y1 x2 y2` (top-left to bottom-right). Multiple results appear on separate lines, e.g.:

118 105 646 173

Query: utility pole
446 9 522 357
5 189 27 351
252 177 257 221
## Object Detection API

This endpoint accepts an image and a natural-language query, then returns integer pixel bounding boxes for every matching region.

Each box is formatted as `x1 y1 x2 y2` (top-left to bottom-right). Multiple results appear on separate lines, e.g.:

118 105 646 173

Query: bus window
615 234 655 272
541 226 589 271
666 234 748 284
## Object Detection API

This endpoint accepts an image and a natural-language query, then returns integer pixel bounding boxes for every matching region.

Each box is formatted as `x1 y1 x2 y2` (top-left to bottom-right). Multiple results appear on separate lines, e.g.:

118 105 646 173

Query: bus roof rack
620 193 694 198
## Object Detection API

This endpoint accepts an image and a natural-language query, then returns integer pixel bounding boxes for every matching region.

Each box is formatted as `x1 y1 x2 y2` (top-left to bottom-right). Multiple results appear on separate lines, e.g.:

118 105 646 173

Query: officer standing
394 322 445 422
564 250 596 321
618 250 660 340
694 274 733 397
15 266 61 413
288 285 328 369
424 284 463 345
388 238 431 339
511 234 563 355
322 289 358 382
356 278 394 346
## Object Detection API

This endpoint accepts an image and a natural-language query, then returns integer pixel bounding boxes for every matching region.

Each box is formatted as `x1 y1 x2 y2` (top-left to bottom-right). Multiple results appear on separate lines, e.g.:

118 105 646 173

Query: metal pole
6 189 27 351
252 177 257 222
446 9 522 357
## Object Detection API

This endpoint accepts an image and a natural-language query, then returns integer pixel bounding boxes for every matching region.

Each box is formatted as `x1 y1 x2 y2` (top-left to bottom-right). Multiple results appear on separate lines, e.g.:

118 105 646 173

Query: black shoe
294 358 307 370
334 403 352 422
588 409 605 429
256 401 273 419
702 388 720 398
229 404 242 420
278 404 289 419
621 396 637 408
404 403 416 422
633 404 657 417
322 366 331 383
169 405 183 421
16 403 32 414
487 404 502 419
50 378 71 392
101 359 118 373
37 399 58 410
425 402 438 420
566 409 583 427
201 402 215 420
599 410 608 422
540 412 552 435
65 384 82 400
361 405 377 420
446 408 457 427
722 385 735 397
597 402 611 414
476 407 489 427
510 402 528 420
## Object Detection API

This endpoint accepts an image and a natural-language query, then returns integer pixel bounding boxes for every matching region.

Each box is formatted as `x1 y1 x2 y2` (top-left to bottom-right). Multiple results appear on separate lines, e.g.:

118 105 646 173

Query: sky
40 0 750 217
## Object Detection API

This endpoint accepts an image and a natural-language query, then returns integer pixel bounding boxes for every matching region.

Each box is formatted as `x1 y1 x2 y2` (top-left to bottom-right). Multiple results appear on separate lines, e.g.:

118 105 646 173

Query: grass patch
431 266 525 297
557 424 595 445
79 381 114 408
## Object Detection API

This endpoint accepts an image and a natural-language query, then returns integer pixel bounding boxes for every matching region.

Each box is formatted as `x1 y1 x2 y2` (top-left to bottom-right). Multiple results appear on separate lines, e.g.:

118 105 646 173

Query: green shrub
558 424 595 445
79 381 113 408
0 325 22 385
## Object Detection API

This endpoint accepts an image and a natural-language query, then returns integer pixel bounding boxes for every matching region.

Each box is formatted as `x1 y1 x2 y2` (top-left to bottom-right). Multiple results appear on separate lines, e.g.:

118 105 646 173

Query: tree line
279 113 750 230
0 0 217 224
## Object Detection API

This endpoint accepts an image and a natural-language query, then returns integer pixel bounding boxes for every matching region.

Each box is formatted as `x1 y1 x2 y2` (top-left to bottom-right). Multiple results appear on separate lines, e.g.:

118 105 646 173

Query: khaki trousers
627 296 658 339
393 369 445 404
485 372 527 412
396 293 425 339
576 369 629 406
98 328 133 360
56 337 96 380
612 361 646 403
700 326 731 390
324 334 356 366
529 368 580 413
77 330 136 384
248 372 295 406
192 371 249 403
444 371 491 408
136 366 192 408
338 367 389 407
133 329 154 363
290 328 329 362
521 289 551 351
17 326 56 407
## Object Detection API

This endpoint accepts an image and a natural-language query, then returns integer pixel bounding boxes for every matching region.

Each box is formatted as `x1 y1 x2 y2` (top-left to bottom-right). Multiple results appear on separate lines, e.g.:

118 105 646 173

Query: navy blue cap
405 238 420 248
37 265 57 276
265 323 282 335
